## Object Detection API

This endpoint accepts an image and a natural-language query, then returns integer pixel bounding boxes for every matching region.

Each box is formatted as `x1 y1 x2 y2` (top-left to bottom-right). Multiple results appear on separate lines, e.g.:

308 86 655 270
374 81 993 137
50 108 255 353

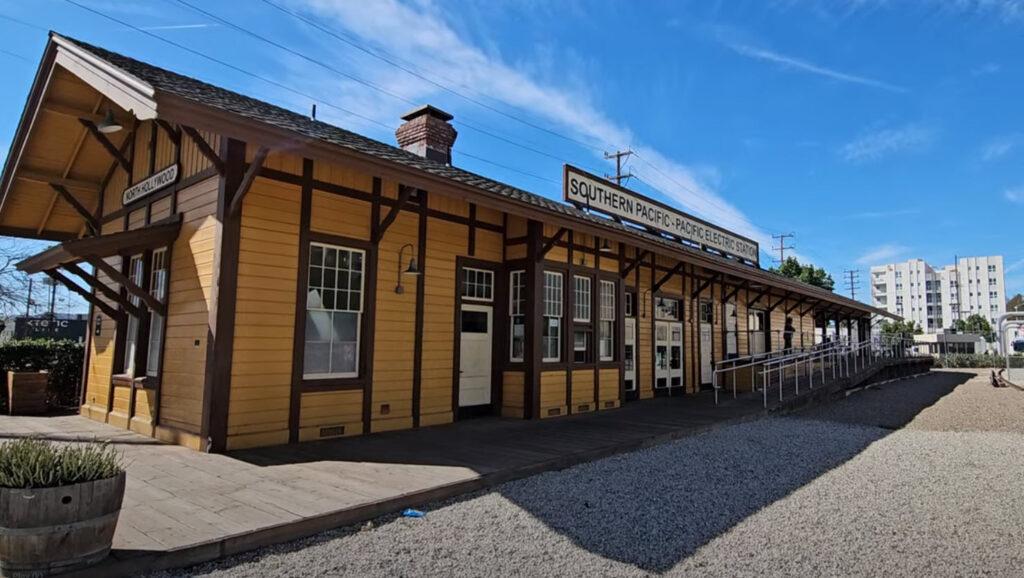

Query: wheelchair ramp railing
712 334 916 407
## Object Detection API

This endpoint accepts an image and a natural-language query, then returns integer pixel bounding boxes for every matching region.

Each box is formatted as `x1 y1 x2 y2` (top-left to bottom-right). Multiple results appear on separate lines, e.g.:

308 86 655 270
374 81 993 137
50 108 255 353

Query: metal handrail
712 340 847 404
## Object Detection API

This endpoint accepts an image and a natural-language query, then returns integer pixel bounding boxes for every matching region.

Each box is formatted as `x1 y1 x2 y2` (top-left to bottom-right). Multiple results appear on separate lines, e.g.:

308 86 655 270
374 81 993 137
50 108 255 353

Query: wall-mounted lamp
599 239 613 253
394 243 420 294
641 289 651 318
96 108 123 134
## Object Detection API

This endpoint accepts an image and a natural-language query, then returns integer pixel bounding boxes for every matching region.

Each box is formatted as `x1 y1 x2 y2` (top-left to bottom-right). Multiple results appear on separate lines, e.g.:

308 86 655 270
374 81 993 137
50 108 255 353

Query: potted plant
0 439 125 577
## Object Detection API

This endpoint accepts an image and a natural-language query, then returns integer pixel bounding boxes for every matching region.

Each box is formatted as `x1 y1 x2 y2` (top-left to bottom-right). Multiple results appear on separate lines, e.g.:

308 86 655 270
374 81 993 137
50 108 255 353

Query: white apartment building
870 256 1006 333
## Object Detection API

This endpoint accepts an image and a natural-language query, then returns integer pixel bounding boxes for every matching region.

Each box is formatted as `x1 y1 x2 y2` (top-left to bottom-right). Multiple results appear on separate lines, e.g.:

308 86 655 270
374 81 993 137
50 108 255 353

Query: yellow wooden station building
0 34 890 452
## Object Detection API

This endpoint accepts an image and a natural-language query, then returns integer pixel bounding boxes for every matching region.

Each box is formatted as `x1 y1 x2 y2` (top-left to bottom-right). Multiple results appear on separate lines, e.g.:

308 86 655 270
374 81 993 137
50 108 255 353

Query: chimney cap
400 104 453 122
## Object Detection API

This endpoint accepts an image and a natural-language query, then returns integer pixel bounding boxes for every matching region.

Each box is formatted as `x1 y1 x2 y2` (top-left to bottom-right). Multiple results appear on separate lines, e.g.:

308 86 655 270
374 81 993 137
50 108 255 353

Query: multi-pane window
123 254 144 375
145 248 168 377
573 276 591 322
542 271 563 362
509 270 525 362
625 292 635 318
462 268 494 301
988 265 997 273
599 281 615 361
304 243 364 379
655 297 679 320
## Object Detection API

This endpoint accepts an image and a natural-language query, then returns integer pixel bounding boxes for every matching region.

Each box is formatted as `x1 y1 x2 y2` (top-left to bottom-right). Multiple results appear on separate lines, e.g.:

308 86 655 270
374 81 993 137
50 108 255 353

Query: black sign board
14 316 88 342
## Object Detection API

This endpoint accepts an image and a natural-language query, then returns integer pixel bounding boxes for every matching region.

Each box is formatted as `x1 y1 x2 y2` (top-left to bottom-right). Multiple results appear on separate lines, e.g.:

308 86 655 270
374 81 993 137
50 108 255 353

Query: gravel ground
159 369 1024 577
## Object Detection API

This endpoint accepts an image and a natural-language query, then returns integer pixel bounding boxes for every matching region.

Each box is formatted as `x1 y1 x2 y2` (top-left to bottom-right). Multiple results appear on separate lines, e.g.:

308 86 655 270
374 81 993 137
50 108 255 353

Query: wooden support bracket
538 227 568 261
79 119 130 172
45 269 124 322
64 262 145 319
375 183 414 243
89 257 166 316
228 146 270 218
653 262 684 293
49 184 99 235
181 126 225 175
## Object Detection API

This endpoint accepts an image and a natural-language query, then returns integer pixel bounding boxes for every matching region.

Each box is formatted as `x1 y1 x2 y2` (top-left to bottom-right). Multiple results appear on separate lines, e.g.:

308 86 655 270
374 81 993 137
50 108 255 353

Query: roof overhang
17 214 180 274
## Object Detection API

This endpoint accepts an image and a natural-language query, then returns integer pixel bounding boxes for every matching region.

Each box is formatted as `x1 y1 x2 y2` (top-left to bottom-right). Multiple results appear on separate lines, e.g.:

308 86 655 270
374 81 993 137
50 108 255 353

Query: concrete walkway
0 360 921 577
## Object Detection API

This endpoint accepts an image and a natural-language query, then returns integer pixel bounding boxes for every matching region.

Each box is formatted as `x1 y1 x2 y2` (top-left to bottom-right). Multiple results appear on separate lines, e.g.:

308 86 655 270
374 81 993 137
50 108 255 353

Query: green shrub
0 439 123 489
935 353 1007 368
0 339 84 413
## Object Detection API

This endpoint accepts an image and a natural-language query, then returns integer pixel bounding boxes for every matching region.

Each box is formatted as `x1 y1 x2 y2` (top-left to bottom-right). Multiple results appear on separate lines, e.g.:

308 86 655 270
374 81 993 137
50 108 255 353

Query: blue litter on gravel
401 509 425 518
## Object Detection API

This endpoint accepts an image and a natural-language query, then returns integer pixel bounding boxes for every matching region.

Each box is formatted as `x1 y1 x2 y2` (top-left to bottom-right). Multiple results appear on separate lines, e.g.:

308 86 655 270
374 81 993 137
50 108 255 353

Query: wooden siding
420 217 463 428
539 370 567 418
298 390 363 442
225 176 300 450
570 369 595 413
502 371 524 418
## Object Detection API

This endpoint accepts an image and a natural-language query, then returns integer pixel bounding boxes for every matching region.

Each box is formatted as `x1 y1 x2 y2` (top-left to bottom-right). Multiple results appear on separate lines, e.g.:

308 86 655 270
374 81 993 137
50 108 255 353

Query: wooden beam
79 119 130 172
766 291 792 313
691 272 721 298
620 249 650 279
747 286 770 308
64 262 145 319
88 257 166 316
374 183 414 243
723 280 747 303
45 269 123 322
155 119 181 146
49 184 98 235
40 102 127 125
18 171 100 193
538 227 568 261
785 296 809 314
800 301 818 316
181 125 224 174
652 262 684 293
228 146 270 218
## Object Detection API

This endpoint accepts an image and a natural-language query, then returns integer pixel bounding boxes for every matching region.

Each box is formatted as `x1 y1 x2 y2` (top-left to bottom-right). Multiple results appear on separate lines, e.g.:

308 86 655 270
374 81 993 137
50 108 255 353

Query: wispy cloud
982 135 1017 161
139 23 217 31
972 62 1001 76
843 208 920 219
1007 258 1024 273
840 124 936 163
1006 187 1024 203
725 42 908 93
285 0 781 259
856 243 910 265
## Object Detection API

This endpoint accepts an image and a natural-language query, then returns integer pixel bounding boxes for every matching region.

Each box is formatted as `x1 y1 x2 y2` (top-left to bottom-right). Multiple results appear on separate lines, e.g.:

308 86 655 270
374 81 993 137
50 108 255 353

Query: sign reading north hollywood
122 164 179 205
563 165 760 265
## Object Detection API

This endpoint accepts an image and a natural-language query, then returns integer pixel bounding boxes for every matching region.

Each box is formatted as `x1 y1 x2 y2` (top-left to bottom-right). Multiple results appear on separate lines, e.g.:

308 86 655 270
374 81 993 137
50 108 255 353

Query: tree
1009 293 1023 312
953 313 995 342
770 256 835 291
881 319 922 337
0 240 31 318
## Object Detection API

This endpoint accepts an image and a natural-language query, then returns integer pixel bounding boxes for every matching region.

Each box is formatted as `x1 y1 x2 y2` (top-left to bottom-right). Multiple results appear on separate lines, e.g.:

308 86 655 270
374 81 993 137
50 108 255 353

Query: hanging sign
563 164 760 265
122 164 179 205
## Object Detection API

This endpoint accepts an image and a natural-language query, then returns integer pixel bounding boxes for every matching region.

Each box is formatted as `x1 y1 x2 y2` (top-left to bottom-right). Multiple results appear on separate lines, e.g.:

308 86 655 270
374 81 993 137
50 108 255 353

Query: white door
655 321 684 389
458 304 492 407
725 302 737 357
699 301 713 385
624 317 637 392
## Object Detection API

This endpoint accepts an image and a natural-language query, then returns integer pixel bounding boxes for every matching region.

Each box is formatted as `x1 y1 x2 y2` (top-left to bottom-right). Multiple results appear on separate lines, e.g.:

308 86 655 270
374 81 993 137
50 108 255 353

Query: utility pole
25 277 32 316
844 269 860 300
604 149 634 186
771 233 795 264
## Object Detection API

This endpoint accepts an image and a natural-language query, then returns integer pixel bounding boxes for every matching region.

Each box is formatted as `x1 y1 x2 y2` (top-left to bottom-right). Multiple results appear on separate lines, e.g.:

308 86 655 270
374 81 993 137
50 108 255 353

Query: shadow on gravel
491 370 970 573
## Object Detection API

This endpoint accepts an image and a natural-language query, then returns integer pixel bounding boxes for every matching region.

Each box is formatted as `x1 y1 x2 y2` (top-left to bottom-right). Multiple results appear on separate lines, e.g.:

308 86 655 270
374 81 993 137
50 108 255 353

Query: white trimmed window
304 243 364 379
462 267 494 302
599 280 615 361
655 297 679 320
543 271 563 362
509 270 525 362
573 276 591 322
122 254 144 375
145 248 168 377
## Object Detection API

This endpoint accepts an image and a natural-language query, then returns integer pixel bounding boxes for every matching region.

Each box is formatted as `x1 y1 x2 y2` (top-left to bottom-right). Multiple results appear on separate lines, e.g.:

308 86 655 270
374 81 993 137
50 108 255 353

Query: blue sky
1 0 1022 311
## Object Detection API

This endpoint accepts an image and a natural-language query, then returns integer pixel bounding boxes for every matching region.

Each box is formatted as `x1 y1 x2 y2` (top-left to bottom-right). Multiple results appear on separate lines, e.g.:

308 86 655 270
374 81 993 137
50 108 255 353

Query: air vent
547 408 561 417
577 404 590 412
604 401 616 408
319 425 345 438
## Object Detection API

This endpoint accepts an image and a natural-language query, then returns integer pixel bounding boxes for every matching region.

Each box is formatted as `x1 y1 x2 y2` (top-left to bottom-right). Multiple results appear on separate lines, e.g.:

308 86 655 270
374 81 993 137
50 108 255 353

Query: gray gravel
159 370 1024 577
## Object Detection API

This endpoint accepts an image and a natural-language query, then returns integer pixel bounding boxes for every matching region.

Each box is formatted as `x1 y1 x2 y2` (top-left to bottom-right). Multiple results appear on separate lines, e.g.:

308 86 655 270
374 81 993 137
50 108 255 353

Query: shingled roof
53 33 888 317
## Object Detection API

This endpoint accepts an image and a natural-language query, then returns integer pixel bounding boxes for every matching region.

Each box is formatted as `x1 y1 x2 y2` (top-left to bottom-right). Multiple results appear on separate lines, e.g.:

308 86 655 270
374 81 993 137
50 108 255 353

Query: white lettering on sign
122 164 179 205
563 165 760 264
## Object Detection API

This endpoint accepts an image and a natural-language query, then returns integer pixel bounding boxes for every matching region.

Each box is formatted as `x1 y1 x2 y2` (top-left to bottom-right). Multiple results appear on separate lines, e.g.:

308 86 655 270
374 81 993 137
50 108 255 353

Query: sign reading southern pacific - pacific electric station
563 165 760 265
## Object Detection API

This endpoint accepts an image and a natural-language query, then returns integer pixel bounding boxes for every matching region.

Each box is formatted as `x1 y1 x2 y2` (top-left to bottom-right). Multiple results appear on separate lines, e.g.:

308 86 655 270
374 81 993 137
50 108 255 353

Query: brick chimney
395 105 457 165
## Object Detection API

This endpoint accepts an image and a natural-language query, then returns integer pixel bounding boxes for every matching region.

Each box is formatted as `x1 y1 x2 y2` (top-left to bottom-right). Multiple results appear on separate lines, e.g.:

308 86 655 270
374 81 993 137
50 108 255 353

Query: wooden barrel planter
0 471 125 577
5 371 48 416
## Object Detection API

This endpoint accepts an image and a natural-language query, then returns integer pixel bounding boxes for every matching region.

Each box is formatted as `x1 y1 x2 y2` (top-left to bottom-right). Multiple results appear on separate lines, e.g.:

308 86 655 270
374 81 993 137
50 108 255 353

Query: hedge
934 353 1010 368
0 339 84 413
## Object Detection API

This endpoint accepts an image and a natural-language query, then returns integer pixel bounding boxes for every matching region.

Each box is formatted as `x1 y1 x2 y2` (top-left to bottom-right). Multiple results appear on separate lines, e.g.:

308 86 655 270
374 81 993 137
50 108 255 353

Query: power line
604 149 634 185
58 1 567 188
257 0 607 153
844 269 860 300
772 233 795 264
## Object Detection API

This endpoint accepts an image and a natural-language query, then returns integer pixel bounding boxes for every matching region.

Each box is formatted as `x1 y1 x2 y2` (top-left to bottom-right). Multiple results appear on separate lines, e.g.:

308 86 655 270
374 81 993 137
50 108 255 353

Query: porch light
395 243 420 294
599 239 613 253
96 108 123 134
